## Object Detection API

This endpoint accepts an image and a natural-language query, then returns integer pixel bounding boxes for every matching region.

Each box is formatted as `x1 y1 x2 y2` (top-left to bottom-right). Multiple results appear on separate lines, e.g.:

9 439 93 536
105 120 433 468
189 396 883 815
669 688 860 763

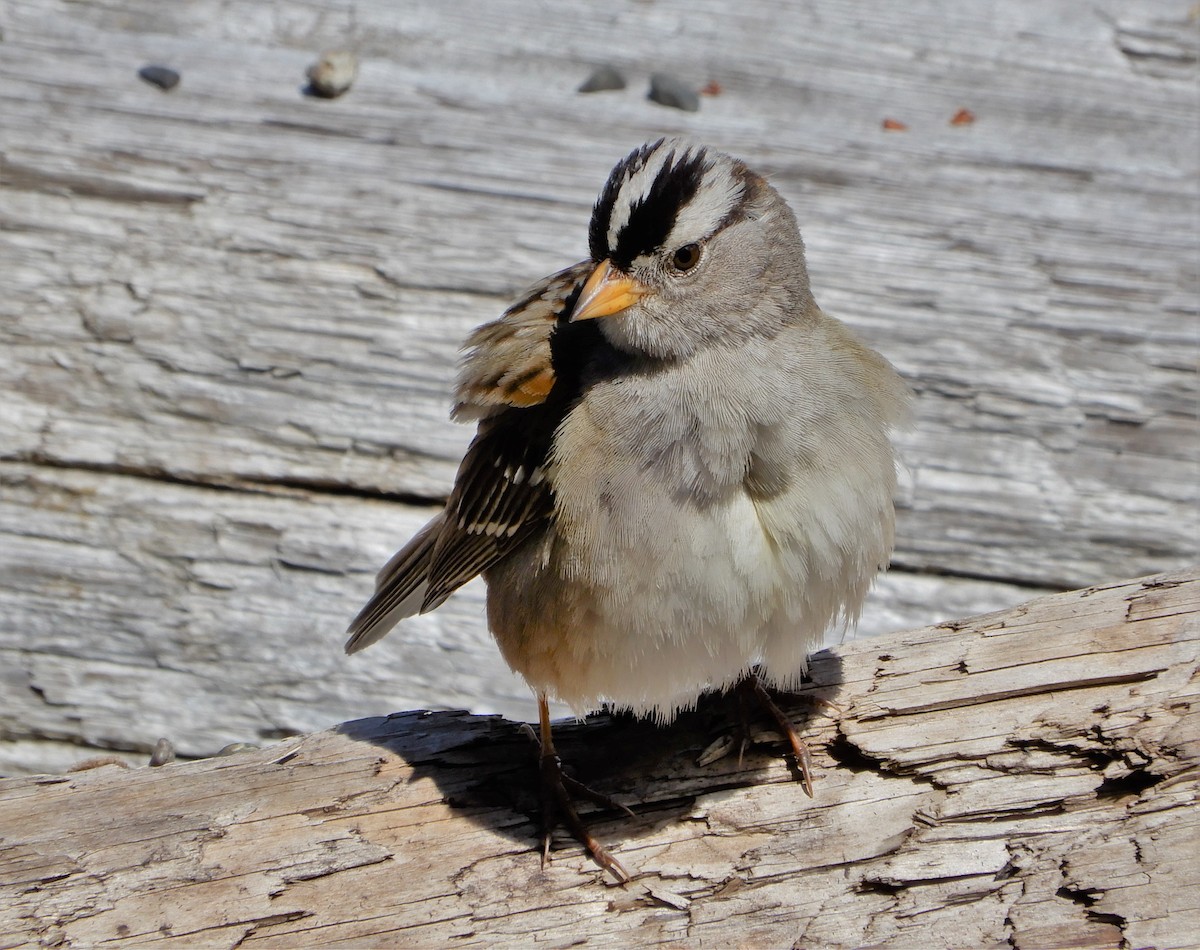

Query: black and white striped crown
588 139 755 270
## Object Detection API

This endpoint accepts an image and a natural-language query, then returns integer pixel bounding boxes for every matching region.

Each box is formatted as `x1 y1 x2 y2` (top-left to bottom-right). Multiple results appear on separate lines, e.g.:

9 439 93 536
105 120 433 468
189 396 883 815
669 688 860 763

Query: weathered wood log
1 0 1197 776
2 568 1196 948
3 0 1194 583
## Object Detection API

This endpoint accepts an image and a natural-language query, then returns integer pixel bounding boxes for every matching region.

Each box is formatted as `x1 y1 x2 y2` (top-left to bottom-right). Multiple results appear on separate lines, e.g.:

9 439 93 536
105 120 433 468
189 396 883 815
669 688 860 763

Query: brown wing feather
453 261 590 419
420 406 559 611
345 514 442 654
345 261 592 653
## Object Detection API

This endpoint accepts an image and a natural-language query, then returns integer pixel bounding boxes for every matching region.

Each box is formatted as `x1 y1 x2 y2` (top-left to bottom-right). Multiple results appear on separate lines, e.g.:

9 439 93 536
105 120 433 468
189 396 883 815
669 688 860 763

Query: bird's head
571 138 812 359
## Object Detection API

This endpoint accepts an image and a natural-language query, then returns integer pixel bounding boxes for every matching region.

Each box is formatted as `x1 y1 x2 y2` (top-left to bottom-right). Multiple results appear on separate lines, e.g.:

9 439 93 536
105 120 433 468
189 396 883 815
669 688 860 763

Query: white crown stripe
664 162 742 250
602 140 743 262
605 145 678 253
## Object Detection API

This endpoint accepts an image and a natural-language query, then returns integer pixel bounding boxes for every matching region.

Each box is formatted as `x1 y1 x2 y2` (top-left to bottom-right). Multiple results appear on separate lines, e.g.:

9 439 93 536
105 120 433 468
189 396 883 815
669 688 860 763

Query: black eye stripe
611 151 707 270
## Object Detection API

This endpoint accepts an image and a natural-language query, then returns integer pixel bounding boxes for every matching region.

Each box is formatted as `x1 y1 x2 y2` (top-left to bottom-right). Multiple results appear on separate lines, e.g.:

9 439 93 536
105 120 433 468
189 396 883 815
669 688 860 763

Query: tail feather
344 514 443 654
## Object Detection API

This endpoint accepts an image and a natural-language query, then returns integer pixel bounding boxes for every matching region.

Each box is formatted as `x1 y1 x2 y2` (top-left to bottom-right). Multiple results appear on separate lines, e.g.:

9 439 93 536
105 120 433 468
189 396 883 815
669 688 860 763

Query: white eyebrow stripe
663 161 742 249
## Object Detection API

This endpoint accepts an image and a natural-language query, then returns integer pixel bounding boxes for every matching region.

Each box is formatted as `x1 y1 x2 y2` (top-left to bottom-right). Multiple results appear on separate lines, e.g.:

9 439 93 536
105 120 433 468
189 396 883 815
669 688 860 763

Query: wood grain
1 569 1196 948
1 0 1197 772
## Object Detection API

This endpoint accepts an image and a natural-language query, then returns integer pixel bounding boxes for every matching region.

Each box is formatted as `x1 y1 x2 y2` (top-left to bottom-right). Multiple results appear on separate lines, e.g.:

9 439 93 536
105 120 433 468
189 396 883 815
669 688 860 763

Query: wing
453 260 591 418
420 403 560 610
344 261 592 655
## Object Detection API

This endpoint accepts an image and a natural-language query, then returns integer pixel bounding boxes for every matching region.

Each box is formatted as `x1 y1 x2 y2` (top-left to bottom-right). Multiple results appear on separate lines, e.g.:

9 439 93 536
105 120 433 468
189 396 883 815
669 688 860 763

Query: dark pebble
648 72 699 112
138 64 181 91
149 737 176 767
578 64 626 93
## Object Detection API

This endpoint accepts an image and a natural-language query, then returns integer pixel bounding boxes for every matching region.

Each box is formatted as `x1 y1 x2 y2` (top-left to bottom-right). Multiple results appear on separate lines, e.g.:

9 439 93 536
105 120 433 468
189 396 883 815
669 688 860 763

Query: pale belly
484 487 831 722
480 334 898 720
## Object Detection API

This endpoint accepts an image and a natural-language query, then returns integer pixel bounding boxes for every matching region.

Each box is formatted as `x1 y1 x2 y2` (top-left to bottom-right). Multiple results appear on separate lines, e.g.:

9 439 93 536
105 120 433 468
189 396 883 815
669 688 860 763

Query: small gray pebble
149 737 176 767
306 50 359 99
216 741 260 757
578 65 626 93
138 65 181 91
648 72 699 112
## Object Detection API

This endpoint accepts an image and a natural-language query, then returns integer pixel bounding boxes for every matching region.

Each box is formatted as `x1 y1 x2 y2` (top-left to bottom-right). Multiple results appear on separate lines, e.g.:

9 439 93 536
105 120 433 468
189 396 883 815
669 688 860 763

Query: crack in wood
861 668 1163 720
5 454 450 509
1055 879 1129 942
0 156 206 206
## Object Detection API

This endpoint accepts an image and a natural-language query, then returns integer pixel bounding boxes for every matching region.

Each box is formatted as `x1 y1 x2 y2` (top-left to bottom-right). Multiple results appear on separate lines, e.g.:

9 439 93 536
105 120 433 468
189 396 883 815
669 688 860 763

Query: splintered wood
1 569 1196 948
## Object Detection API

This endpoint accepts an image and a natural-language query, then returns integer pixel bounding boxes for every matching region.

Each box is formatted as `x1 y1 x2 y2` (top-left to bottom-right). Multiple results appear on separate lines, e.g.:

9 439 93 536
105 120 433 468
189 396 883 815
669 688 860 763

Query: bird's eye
670 243 702 272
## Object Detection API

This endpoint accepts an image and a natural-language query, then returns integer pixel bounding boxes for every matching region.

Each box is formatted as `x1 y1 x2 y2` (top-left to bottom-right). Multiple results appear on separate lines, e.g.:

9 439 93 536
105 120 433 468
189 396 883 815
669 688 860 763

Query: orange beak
570 260 651 321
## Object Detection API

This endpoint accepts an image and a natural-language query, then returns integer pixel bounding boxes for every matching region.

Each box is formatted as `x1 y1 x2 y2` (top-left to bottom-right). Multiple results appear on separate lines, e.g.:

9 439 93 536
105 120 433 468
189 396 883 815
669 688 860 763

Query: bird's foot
698 677 818 795
745 677 816 796
536 745 633 884
523 702 634 884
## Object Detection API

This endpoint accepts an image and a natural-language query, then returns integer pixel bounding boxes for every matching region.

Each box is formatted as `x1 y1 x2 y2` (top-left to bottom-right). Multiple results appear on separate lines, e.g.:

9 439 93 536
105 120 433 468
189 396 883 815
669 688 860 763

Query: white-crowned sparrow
347 138 910 880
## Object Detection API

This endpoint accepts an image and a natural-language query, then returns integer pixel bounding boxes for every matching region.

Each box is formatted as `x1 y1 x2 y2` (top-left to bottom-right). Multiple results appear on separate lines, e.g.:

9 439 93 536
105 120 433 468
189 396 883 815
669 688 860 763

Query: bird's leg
732 682 754 768
743 675 816 797
533 694 632 883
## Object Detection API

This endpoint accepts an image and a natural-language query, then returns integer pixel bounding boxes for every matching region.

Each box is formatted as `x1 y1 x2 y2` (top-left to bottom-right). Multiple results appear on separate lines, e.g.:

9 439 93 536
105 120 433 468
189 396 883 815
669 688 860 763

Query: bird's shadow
335 650 844 866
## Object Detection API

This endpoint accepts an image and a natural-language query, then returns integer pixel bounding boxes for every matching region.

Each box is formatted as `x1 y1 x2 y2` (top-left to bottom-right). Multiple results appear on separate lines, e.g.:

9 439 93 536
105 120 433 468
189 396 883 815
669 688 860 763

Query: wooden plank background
1 0 1196 775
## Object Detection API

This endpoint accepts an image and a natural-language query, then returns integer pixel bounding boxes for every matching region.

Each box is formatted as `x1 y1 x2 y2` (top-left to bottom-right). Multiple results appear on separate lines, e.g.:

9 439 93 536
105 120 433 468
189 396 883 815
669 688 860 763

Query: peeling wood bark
1 569 1196 948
